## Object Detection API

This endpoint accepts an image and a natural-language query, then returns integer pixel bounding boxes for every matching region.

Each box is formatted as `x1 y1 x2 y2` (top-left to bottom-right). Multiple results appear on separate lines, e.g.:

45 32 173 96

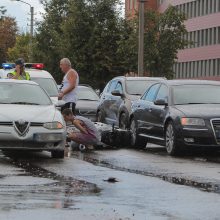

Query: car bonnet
0 104 57 122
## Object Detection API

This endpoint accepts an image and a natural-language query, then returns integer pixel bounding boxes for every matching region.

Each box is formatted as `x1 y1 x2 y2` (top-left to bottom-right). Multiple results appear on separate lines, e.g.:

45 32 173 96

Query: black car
97 76 165 129
130 80 220 155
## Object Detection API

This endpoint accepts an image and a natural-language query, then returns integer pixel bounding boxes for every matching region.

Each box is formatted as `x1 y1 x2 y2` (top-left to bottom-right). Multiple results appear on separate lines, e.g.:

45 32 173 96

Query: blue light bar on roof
2 63 15 69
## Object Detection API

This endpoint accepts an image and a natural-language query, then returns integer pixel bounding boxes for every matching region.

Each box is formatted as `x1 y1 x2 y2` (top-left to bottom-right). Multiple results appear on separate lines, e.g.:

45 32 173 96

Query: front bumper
0 129 66 151
177 127 220 147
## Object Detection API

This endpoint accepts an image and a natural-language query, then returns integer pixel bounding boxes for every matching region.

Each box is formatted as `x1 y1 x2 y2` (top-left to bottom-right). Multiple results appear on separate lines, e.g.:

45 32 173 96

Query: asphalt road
0 145 220 220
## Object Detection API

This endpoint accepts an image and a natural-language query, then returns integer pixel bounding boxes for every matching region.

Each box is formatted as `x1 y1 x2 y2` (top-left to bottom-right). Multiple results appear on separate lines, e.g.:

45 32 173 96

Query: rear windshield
126 80 156 95
173 84 220 105
78 87 99 101
31 78 58 97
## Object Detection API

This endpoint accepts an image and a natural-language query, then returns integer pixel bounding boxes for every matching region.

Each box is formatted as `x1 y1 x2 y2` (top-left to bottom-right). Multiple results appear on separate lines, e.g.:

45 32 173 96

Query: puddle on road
0 153 100 211
71 151 220 194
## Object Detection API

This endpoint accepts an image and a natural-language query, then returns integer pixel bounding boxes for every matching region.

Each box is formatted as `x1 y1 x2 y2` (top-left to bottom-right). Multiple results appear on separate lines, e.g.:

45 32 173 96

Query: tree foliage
0 16 17 63
34 0 126 88
33 2 187 87
7 34 31 62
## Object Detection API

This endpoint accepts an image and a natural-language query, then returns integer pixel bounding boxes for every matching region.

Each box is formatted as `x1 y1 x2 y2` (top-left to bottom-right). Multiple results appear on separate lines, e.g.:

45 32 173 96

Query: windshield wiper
176 103 206 105
10 102 40 105
78 98 98 101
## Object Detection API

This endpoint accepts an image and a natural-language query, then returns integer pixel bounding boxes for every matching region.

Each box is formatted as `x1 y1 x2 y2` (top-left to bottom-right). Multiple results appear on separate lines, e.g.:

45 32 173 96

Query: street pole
30 6 34 62
138 0 146 77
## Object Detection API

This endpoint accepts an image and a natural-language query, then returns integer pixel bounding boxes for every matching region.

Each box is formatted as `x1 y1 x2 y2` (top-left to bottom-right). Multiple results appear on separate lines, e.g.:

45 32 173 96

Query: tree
34 0 127 88
7 34 31 62
118 6 188 79
156 6 188 78
0 16 17 63
144 7 188 78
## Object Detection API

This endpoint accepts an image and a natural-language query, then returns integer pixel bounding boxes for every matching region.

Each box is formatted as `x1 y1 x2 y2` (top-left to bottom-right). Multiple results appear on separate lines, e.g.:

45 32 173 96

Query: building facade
125 0 157 18
125 0 220 79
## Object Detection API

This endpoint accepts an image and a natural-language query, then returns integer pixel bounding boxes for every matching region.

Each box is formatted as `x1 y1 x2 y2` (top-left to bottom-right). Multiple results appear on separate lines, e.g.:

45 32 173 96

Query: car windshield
173 84 220 105
78 87 99 101
31 78 58 97
126 80 156 95
0 83 52 105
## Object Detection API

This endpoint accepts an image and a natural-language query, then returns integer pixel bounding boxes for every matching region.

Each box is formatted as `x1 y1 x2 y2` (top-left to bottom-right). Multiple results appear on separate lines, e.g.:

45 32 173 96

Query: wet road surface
0 145 220 219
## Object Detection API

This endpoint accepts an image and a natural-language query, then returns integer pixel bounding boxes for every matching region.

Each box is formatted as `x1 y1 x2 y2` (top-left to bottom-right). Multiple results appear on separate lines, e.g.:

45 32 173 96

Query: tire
51 150 64 159
119 113 128 129
165 121 181 156
130 118 147 148
96 110 105 123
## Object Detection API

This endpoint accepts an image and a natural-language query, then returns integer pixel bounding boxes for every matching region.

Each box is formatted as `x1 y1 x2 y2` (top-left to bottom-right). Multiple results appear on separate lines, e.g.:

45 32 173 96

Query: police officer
8 58 30 80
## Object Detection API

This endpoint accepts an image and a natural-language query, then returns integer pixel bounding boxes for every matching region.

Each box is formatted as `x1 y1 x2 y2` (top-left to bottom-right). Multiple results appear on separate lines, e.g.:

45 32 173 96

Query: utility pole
30 6 34 62
138 0 146 77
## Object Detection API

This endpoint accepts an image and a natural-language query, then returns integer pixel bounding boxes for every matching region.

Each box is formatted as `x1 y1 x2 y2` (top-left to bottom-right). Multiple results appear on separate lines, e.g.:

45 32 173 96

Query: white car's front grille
0 122 43 127
0 122 13 126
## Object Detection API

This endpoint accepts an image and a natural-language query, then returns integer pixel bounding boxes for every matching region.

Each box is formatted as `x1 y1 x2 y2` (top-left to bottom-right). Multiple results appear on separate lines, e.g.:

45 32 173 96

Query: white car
0 79 66 158
26 68 59 103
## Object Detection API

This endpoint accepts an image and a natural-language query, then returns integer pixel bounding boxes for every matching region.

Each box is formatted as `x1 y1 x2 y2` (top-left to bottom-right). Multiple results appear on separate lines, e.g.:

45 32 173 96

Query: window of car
107 80 118 93
78 87 99 101
0 83 52 105
172 84 220 105
155 84 168 102
142 83 160 102
31 78 58 97
115 82 123 93
126 80 158 95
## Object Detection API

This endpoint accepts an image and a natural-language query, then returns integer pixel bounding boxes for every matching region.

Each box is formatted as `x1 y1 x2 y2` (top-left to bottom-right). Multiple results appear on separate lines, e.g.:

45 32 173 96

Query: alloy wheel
166 123 174 154
130 119 137 146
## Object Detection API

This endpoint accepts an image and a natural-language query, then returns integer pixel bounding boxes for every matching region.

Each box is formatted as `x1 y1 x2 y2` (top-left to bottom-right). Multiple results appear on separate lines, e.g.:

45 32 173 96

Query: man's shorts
61 102 76 114
73 132 98 145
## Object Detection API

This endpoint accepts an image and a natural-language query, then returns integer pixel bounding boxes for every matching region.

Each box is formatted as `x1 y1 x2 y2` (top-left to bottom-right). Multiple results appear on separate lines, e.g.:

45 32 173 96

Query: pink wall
158 0 194 12
177 45 220 62
185 13 220 31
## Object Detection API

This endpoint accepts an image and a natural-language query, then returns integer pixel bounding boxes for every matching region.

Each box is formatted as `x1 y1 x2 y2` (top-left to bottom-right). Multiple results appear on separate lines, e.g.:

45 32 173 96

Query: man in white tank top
59 58 79 113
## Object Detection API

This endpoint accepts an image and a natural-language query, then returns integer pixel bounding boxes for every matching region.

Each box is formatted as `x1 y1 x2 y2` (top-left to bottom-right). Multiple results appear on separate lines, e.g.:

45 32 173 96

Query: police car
1 63 59 103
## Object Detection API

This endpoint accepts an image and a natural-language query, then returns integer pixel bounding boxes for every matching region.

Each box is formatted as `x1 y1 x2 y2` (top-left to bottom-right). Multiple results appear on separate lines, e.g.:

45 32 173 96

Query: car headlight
43 122 63 129
181 118 205 126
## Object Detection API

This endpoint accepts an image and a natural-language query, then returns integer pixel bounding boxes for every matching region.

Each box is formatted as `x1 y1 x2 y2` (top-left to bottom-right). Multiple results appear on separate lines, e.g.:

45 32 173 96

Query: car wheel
130 118 147 148
119 113 128 129
165 121 180 156
97 110 105 123
51 150 64 159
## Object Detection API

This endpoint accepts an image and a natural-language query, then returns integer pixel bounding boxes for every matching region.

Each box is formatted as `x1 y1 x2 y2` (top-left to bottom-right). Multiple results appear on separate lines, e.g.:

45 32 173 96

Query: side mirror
111 90 124 97
154 99 168 106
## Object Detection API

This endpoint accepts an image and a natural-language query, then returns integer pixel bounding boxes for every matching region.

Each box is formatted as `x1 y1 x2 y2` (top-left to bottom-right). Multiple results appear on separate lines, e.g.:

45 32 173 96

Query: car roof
112 76 166 81
24 69 54 79
1 68 55 79
162 79 220 86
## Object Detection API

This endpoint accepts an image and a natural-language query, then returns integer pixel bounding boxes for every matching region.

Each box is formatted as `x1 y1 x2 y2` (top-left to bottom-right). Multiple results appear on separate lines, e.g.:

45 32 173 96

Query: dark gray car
96 76 165 128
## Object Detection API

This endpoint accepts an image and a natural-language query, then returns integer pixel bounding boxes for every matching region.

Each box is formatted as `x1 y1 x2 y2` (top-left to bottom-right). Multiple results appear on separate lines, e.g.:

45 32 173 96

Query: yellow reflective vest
9 71 30 80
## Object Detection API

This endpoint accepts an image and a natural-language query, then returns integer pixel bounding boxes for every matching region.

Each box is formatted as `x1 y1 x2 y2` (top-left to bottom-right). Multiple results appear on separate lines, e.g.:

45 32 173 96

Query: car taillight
32 63 44 69
25 63 44 69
